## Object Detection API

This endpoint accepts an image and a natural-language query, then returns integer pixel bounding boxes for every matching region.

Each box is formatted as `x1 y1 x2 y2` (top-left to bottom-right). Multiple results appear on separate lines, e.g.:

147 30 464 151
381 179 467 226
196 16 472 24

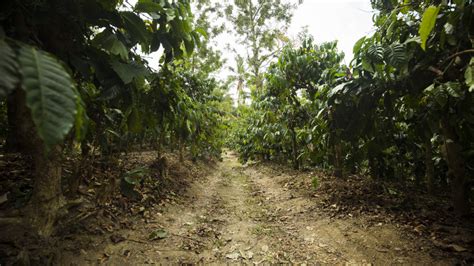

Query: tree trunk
290 126 299 170
156 131 165 158
68 159 81 198
28 145 64 236
424 137 434 194
333 141 343 178
440 115 470 216
11 88 64 236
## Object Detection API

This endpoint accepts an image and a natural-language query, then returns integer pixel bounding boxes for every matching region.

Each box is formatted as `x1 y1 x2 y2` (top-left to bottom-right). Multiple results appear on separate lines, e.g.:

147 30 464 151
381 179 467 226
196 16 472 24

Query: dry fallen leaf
226 252 241 260
0 193 9 205
110 234 126 244
448 244 467 252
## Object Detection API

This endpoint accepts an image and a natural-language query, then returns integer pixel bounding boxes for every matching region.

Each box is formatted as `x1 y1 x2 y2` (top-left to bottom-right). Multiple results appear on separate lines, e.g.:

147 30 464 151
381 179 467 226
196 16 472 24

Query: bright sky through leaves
289 0 374 64
142 0 375 99
223 0 375 99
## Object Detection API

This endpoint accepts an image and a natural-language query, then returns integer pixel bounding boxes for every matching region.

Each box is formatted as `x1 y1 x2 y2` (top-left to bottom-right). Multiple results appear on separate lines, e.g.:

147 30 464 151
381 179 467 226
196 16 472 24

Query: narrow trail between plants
72 152 449 265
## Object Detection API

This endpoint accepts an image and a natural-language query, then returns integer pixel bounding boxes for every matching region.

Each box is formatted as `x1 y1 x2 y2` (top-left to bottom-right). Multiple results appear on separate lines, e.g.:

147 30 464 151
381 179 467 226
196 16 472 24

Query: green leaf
385 43 406 67
195 28 208 39
328 82 347 98
401 0 411 14
149 229 167 240
120 171 141 199
191 31 201 47
465 58 474 92
121 11 151 45
165 8 176 22
125 166 149 177
402 36 421 45
361 58 374 72
120 166 148 198
367 45 384 63
150 32 162 52
135 0 164 14
183 38 194 55
453 0 464 7
127 107 142 133
74 96 88 142
92 30 129 60
418 5 440 51
0 40 20 97
353 36 366 55
111 60 149 84
18 45 77 146
443 82 462 98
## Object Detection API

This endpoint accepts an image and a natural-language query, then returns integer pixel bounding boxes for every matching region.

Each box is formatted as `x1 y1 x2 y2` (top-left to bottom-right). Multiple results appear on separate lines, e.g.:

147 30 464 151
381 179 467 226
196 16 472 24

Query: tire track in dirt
244 161 451 265
70 151 450 264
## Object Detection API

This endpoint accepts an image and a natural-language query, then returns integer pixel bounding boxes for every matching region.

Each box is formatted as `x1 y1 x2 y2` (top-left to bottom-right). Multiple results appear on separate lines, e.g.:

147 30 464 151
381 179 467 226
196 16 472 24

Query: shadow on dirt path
68 151 451 264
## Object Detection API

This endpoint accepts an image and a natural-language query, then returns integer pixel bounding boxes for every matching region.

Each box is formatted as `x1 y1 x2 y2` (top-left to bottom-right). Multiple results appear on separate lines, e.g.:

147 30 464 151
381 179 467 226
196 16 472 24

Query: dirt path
72 152 449 265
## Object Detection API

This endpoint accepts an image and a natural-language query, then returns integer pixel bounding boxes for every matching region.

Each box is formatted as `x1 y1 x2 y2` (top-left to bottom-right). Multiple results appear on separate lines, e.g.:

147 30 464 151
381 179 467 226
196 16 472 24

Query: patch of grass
251 225 274 236
311 175 320 190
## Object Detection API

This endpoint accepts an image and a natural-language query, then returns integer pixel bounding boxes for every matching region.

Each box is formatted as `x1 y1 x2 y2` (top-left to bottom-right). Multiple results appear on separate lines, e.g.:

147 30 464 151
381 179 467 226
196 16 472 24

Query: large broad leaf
150 32 162 52
353 36 366 55
419 5 440 51
328 82 348 98
367 45 384 63
92 30 129 60
120 166 148 198
135 0 164 17
183 38 194 55
165 8 176 22
111 59 149 84
0 40 19 97
191 31 201 47
18 45 77 146
121 11 150 46
127 107 142 133
385 43 406 67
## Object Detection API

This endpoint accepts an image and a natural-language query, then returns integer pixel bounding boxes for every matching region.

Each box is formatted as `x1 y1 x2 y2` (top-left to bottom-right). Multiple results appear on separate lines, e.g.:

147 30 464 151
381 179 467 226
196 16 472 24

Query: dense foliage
231 0 473 215
0 0 229 236
231 37 345 169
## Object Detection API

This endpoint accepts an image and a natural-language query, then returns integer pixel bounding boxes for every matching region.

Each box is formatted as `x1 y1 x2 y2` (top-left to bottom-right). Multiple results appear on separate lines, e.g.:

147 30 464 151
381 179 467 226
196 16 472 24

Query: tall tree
190 0 226 78
227 55 248 105
225 0 297 97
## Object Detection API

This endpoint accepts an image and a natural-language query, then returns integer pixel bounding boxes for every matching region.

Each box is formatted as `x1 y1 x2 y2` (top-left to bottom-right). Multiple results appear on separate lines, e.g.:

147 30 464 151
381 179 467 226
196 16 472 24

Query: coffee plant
231 0 473 216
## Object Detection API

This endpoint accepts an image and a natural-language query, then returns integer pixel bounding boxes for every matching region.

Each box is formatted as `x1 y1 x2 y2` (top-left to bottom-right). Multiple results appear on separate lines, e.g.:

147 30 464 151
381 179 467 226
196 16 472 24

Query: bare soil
58 151 466 265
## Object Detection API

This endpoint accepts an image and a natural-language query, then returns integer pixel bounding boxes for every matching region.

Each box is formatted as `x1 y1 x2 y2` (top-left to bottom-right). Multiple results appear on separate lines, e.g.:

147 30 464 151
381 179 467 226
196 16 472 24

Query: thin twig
443 49 474 64
75 210 97 224
127 238 149 244
428 66 443 76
